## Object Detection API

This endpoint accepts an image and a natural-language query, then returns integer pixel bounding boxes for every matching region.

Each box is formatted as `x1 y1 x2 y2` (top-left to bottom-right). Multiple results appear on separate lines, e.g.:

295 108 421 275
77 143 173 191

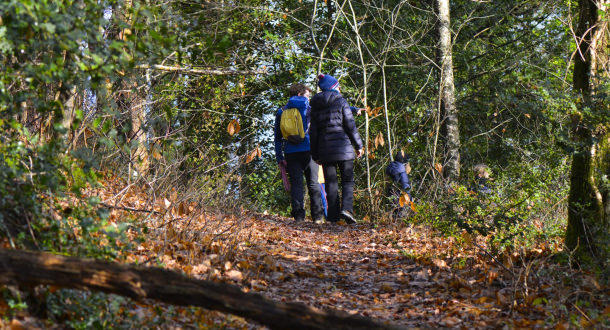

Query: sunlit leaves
434 163 443 174
245 146 262 164
365 106 382 117
398 193 416 212
399 193 409 207
374 132 384 148
399 194 406 207
227 119 240 136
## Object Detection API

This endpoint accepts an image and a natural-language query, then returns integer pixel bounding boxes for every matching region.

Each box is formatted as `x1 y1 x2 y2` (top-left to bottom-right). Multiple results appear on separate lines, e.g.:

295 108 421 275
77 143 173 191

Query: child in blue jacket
386 150 412 219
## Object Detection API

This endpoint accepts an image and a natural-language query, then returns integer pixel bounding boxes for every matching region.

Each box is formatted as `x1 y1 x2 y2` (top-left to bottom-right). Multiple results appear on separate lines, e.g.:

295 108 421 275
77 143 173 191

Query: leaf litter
125 202 608 329
7 181 607 329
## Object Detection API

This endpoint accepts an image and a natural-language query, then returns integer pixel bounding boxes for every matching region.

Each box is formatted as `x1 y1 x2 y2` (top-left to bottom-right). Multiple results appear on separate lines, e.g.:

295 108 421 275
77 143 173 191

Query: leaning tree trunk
0 249 396 330
565 0 610 270
437 0 460 183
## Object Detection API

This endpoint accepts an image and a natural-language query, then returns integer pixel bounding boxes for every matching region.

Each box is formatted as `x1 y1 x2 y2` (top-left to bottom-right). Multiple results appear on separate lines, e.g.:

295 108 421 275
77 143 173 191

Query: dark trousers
322 160 354 222
285 151 323 220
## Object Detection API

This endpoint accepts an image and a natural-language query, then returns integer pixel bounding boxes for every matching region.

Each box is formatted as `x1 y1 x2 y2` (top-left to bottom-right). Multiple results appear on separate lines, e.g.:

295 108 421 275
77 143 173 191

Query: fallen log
0 249 399 329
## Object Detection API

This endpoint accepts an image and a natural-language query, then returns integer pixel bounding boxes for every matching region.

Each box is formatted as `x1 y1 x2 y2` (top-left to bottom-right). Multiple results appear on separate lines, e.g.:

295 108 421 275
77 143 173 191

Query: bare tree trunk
130 84 149 176
347 0 372 198
381 65 393 160
61 85 78 143
437 0 460 182
114 0 149 177
565 0 610 270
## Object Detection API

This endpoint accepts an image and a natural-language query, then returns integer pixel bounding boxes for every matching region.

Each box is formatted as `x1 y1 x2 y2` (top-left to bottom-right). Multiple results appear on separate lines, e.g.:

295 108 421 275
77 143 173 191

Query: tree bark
0 249 398 330
565 0 609 269
437 0 460 182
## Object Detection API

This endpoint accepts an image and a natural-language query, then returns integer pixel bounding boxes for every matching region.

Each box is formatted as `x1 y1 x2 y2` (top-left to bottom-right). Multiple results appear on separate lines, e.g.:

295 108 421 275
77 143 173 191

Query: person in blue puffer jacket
309 74 364 224
386 150 412 219
274 83 324 222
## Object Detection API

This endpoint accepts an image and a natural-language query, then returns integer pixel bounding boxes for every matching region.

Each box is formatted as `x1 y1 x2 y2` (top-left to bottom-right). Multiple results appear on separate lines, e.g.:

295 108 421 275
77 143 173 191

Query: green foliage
241 159 290 216
0 0 154 258
413 157 569 256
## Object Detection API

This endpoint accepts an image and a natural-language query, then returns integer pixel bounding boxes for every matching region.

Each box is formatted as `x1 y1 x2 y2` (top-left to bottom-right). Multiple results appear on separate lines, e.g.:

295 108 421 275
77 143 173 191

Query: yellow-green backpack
280 108 305 144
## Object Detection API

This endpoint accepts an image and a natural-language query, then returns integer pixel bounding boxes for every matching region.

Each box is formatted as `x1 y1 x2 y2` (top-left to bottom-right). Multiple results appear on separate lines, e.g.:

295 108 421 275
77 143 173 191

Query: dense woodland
0 0 608 328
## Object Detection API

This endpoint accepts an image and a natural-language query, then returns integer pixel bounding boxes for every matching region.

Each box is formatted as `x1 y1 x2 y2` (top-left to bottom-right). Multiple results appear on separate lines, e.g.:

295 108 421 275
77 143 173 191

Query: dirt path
114 194 605 329
242 216 528 328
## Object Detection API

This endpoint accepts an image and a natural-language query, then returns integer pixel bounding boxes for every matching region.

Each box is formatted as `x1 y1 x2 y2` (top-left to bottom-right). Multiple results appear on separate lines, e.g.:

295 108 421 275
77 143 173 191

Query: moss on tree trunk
566 129 609 267
565 0 609 273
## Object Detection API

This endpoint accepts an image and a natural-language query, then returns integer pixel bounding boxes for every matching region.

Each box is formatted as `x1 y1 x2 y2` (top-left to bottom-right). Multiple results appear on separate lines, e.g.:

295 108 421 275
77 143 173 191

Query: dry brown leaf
434 163 443 174
441 316 461 327
379 282 394 293
245 149 257 164
375 132 385 148
227 121 236 138
399 193 410 207
487 270 499 285
409 201 417 212
496 290 509 305
461 230 473 247
226 270 243 282
433 259 448 268
151 149 162 160
409 281 433 288
372 106 382 117
177 202 187 216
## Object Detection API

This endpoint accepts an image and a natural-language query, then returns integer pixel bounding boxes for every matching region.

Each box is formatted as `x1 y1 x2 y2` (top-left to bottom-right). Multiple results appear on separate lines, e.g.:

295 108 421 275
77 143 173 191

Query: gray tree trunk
437 0 460 182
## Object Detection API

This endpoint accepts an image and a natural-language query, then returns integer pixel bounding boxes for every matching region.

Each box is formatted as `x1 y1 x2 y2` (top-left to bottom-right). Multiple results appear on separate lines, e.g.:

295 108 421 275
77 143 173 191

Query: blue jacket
309 91 363 163
274 96 311 162
386 161 411 192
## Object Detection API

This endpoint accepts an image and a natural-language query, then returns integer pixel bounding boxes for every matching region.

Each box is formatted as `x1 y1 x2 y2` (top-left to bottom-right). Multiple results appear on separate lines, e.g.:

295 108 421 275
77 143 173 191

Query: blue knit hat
317 74 339 91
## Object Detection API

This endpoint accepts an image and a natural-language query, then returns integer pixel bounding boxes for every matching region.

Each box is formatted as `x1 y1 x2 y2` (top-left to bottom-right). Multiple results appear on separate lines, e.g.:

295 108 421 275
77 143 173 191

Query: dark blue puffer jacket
309 91 363 163
386 161 411 191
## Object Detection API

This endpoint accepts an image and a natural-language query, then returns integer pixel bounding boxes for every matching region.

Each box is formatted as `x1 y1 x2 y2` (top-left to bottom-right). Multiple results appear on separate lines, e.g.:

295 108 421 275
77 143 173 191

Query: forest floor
3 181 609 329
120 204 608 329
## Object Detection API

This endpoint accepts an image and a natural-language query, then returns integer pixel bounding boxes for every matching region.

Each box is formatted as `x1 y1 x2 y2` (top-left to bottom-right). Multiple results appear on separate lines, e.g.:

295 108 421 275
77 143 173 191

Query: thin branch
99 202 161 215
136 64 267 76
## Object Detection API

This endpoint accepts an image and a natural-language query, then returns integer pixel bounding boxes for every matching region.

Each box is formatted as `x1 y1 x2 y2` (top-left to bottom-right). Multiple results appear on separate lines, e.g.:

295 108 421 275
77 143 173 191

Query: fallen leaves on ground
121 202 608 328
8 181 606 329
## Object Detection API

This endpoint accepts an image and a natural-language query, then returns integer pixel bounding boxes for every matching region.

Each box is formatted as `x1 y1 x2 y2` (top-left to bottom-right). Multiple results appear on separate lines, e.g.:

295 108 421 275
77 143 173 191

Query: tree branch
136 64 267 76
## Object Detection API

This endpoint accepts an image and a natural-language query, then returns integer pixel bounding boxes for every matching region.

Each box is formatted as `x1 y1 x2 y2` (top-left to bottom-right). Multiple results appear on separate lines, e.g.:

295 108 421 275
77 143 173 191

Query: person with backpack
309 74 364 224
386 150 412 219
274 83 324 222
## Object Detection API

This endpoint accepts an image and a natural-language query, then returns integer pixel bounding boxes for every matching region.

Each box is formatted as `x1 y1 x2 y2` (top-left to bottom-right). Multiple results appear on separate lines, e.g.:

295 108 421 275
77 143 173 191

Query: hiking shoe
294 215 305 222
340 210 357 224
